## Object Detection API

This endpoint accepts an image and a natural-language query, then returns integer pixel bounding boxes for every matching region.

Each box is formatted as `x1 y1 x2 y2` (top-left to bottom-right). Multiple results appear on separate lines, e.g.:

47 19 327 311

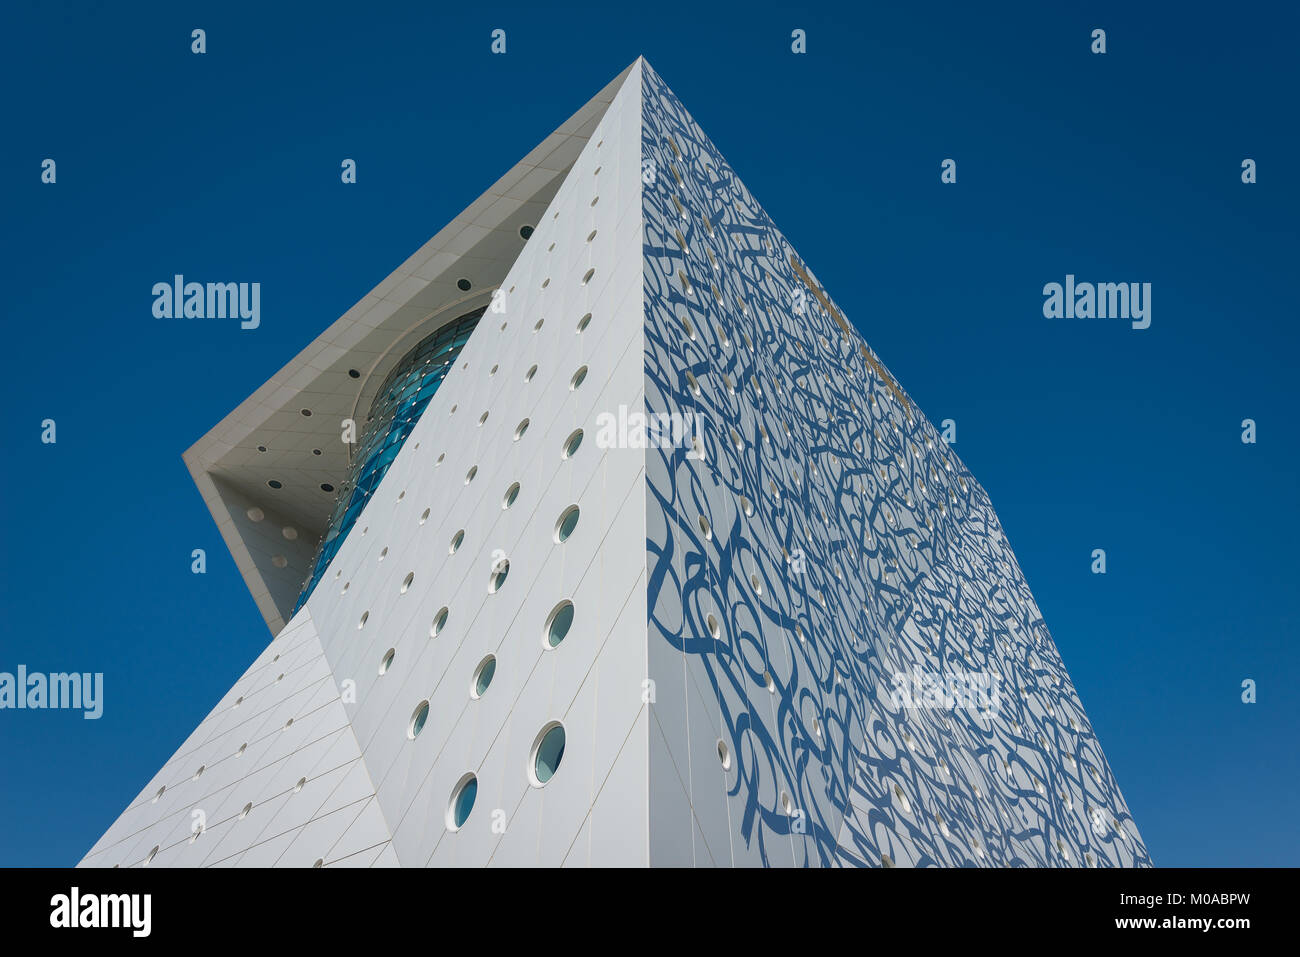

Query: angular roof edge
183 58 642 634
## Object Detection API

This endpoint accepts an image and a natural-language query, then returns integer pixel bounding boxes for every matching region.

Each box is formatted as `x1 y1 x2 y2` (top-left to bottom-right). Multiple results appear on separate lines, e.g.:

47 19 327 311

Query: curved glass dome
294 306 485 610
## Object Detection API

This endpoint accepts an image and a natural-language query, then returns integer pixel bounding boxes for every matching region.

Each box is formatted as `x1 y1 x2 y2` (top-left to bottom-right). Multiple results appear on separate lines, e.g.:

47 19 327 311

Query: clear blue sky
1 0 1296 867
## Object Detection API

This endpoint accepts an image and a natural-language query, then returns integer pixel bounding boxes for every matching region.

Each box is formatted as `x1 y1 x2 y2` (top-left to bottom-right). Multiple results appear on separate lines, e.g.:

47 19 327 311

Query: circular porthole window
420 508 430 525
449 530 464 554
471 656 496 698
570 366 588 390
294 777 306 793
717 739 732 771
153 787 165 803
514 418 530 440
358 611 369 629
401 572 414 594
706 614 720 640
502 482 520 509
581 268 595 285
544 600 575 648
562 429 583 459
193 765 205 781
530 723 567 786
456 278 472 291
144 846 159 866
489 559 510 593
436 452 445 466
577 312 592 333
430 607 449 638
519 225 534 239
554 505 580 543
524 364 538 383
447 773 478 830
465 466 478 485
408 700 429 739
698 515 711 540
240 803 252 820
534 318 545 331
378 648 395 675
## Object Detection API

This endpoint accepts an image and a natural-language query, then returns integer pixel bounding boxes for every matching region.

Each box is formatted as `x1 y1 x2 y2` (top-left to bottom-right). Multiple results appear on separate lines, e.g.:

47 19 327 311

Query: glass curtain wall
293 306 486 611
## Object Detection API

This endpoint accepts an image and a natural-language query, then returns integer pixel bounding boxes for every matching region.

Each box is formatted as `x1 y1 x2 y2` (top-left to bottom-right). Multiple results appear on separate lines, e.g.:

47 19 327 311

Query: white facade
80 58 1149 868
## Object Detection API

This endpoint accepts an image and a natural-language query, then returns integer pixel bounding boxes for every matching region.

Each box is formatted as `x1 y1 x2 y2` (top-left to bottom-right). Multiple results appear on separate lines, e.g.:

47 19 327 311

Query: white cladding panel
78 609 395 868
299 59 648 867
637 61 1148 868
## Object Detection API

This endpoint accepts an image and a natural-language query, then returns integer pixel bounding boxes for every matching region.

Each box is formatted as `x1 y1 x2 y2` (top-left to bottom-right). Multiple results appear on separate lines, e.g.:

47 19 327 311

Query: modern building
79 57 1150 867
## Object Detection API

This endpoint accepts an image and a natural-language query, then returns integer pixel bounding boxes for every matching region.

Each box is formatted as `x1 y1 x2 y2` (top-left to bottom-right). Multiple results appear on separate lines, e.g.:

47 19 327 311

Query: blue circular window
562 430 583 459
408 701 429 740
448 774 477 829
555 506 580 543
430 607 449 638
472 656 496 698
531 724 566 786
546 601 574 648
